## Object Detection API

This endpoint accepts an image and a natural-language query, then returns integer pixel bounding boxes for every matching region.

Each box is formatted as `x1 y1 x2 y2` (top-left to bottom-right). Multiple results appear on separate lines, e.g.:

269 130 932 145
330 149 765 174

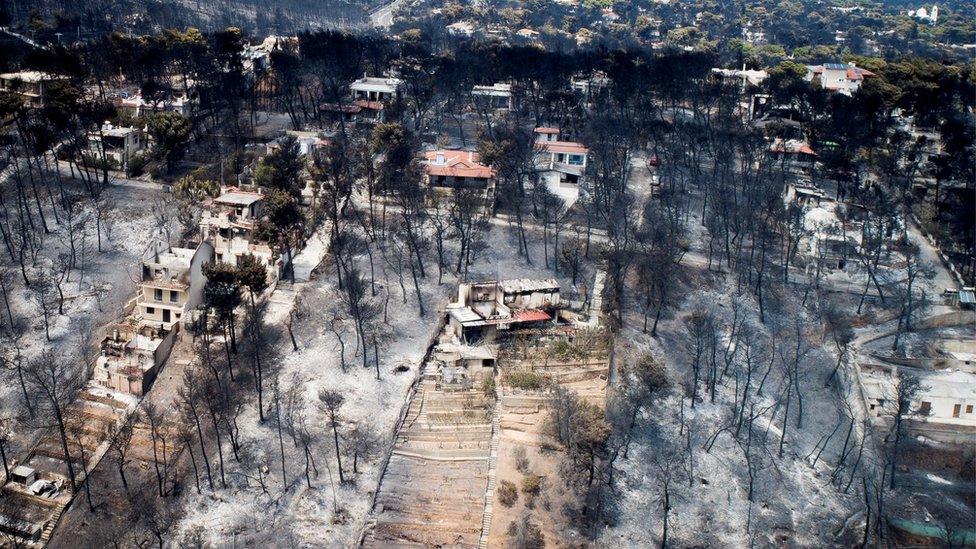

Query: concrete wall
905 417 976 444
187 241 214 310
143 324 179 394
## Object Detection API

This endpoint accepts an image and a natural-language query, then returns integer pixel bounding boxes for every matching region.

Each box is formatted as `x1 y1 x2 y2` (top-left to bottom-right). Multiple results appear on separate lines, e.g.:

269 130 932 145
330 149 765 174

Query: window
952 404 961 418
568 154 584 166
918 401 932 416
154 288 163 301
170 290 178 303
967 405 974 414
146 307 155 314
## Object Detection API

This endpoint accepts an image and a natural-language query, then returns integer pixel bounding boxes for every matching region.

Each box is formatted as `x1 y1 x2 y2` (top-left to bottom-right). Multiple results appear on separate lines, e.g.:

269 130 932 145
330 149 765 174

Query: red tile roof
770 139 817 156
513 309 551 322
534 127 560 134
424 150 494 179
846 67 874 80
353 99 385 111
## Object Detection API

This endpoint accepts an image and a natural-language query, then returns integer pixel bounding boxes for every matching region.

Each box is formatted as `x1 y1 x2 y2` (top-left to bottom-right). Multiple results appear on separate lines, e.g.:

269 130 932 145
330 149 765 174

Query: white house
117 93 194 118
570 71 611 101
472 82 514 110
805 62 875 96
135 239 209 330
863 366 976 444
533 127 589 209
446 21 476 36
0 71 63 108
88 123 144 169
350 75 402 102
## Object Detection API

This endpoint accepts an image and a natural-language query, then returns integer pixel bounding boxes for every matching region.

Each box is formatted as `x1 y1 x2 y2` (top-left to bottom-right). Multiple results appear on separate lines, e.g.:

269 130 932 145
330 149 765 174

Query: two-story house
0 71 63 108
199 187 283 283
533 127 589 210
88 123 145 170
805 62 875 96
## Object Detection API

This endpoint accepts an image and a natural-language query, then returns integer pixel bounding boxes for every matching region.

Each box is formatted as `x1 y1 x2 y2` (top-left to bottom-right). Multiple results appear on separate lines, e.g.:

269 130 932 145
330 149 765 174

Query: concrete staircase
39 501 68 543
478 409 500 549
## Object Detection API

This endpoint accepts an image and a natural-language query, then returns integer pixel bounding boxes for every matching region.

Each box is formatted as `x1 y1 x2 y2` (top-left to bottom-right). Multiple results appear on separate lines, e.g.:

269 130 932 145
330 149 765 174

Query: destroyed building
92 238 210 396
446 279 560 344
200 186 283 284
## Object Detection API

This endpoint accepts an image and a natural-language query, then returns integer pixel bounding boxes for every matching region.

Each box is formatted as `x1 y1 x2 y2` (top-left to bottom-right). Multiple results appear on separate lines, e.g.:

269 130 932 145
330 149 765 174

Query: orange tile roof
536 140 589 155
770 140 817 156
534 127 560 134
424 150 494 179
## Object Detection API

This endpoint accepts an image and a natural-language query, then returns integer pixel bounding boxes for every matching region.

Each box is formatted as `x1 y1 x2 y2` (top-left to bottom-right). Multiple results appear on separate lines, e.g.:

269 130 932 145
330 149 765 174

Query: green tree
148 111 191 173
203 261 243 354
236 253 269 310
255 134 304 196
256 190 304 282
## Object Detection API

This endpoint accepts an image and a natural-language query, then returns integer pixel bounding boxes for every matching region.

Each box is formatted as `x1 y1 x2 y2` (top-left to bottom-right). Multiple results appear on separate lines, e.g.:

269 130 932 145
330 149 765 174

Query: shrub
482 376 496 399
505 369 547 390
498 480 518 507
514 446 529 473
508 515 544 549
126 154 146 177
521 474 541 496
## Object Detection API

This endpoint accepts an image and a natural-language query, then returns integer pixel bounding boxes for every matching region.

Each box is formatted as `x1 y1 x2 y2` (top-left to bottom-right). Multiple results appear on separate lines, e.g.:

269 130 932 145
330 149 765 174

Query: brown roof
320 102 363 114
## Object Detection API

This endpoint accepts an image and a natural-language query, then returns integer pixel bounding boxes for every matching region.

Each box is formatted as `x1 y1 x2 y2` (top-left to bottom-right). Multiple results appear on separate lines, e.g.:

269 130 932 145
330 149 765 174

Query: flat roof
351 76 402 91
0 71 61 83
216 191 264 206
499 278 560 293
100 126 140 137
959 289 975 304
450 307 486 325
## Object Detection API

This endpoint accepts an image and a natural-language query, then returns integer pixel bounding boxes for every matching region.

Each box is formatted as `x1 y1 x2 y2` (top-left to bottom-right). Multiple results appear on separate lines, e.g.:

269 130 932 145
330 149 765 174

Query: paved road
55 160 165 191
0 26 46 49
370 0 405 27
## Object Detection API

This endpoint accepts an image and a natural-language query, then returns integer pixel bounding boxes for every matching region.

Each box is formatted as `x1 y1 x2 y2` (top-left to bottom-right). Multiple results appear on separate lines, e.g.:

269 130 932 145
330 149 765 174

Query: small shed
958 288 975 310
10 465 36 486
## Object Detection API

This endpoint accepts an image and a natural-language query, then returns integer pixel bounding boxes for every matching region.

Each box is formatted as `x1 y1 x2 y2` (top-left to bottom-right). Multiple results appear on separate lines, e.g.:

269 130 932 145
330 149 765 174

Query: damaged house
446 279 560 344
94 238 210 396
199 186 284 285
